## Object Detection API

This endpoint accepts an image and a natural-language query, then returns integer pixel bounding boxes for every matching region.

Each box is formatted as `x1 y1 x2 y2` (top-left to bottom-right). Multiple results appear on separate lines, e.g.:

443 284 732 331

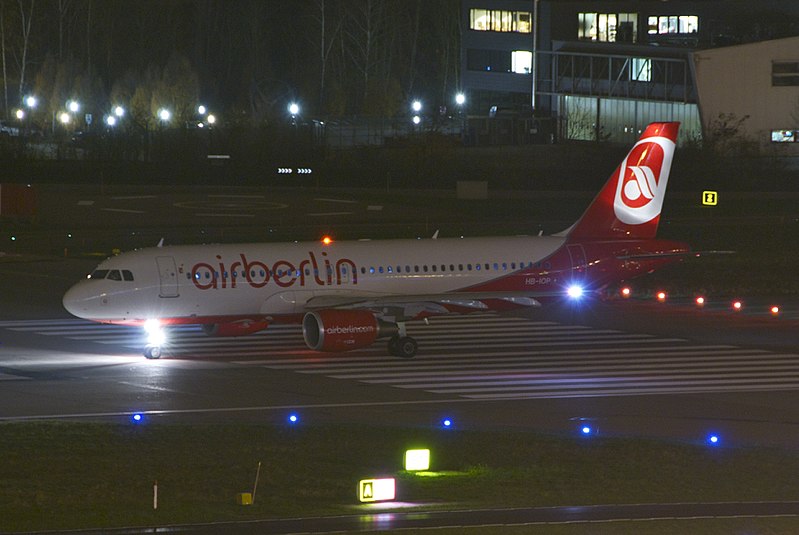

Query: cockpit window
89 269 109 279
88 268 134 281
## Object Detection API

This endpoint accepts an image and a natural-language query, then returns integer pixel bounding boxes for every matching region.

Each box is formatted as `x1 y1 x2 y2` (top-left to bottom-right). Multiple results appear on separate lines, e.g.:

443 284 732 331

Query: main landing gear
388 336 417 358
386 320 417 358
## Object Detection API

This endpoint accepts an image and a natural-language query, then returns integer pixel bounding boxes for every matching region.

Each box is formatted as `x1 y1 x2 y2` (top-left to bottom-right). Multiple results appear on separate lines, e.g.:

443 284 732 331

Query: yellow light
702 191 718 206
405 449 430 471
358 478 395 502
321 236 333 245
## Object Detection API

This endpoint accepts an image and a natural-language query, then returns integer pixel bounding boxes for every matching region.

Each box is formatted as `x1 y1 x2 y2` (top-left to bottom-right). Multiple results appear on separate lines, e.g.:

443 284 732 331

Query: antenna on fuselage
432 230 439 239
156 238 164 248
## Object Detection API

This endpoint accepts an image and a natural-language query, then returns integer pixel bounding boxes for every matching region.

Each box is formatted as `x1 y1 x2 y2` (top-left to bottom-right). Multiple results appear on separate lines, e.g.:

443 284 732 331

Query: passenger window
107 270 122 281
432 265 437 272
502 263 507 271
450 264 455 271
475 264 481 271
387 266 393 273
122 270 134 281
414 266 419 273
423 265 428 272
379 266 384 274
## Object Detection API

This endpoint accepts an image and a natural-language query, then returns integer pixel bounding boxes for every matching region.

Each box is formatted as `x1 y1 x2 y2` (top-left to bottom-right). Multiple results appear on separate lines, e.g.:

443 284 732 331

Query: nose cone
62 281 97 319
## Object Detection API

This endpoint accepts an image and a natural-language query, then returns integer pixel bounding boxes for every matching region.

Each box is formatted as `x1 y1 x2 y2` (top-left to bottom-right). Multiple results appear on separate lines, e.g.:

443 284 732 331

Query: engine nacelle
302 310 398 352
202 319 270 337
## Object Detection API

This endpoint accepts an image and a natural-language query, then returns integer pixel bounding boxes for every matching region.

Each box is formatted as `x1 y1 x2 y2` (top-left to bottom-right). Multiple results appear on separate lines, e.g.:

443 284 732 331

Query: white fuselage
63 235 567 325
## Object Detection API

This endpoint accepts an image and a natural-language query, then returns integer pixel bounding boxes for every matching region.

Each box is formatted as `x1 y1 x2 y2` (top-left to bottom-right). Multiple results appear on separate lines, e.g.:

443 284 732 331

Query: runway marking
4 316 799 400
101 208 146 214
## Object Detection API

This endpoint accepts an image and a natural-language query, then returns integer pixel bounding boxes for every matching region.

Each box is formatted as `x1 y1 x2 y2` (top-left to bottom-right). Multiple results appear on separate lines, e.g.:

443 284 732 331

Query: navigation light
620 287 631 298
732 300 743 311
771 305 780 316
656 291 667 302
695 296 705 307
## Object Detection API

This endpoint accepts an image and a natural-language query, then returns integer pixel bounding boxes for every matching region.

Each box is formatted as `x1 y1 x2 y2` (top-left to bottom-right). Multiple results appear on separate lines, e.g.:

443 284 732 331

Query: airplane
63 122 690 359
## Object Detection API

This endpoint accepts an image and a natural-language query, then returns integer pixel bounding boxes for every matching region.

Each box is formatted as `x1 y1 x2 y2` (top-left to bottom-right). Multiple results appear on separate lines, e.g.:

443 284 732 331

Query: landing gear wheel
388 336 417 358
144 345 162 359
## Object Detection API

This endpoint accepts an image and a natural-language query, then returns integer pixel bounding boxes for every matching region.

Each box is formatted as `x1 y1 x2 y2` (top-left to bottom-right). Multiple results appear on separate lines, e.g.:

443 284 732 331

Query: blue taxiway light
288 413 299 424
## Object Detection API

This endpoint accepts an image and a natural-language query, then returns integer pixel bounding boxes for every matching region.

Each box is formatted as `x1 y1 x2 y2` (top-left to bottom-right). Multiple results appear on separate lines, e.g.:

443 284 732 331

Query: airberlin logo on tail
614 135 676 226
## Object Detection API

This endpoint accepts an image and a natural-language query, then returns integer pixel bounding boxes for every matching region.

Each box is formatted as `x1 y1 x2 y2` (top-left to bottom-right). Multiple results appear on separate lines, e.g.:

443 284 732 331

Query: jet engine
302 310 398 352
202 319 270 337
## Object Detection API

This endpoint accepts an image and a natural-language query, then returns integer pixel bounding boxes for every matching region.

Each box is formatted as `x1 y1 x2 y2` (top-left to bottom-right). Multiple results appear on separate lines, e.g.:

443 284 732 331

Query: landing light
144 319 166 346
567 284 584 299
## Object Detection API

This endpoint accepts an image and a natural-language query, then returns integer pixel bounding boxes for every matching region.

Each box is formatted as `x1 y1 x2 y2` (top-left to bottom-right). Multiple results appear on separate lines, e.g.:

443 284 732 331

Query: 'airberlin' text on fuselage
191 252 358 290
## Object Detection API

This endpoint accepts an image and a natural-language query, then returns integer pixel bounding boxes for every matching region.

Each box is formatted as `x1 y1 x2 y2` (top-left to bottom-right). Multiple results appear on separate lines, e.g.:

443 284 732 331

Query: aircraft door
566 244 588 280
156 256 179 298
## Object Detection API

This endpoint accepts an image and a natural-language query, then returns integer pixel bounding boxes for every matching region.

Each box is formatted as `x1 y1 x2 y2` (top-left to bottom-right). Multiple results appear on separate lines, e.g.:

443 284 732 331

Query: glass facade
560 95 700 145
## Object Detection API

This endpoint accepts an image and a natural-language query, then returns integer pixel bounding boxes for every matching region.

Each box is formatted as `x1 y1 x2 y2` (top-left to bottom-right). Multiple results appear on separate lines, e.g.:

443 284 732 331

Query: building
460 0 799 149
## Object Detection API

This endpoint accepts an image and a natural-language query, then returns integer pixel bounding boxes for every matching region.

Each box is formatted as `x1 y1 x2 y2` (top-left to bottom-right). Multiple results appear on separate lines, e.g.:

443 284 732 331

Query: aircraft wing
304 290 543 315
616 250 734 261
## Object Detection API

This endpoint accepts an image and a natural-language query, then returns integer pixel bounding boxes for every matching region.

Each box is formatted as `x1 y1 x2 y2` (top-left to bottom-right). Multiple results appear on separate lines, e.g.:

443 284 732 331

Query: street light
24 95 37 109
113 106 125 118
15 109 24 120
59 112 71 124
67 100 80 113
411 100 422 113
288 102 300 116
206 114 216 125
198 105 207 115
105 115 117 127
158 108 171 122
455 93 466 106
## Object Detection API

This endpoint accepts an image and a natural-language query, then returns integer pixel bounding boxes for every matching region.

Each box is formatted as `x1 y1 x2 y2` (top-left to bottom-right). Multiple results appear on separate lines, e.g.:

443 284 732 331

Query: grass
2 422 799 531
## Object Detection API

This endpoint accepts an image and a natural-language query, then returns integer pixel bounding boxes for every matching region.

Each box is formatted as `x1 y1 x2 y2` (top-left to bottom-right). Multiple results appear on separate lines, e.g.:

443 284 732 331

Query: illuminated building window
578 12 637 42
647 15 698 35
772 130 796 142
470 9 532 33
511 50 532 74
631 58 652 82
772 61 799 86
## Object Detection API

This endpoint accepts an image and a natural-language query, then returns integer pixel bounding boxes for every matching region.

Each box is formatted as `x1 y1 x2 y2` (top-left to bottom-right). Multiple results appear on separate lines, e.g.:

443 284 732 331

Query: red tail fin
567 122 679 240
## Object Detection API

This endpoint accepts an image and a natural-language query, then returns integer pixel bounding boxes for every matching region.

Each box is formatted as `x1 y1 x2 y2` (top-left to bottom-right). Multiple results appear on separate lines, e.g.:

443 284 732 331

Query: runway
3 308 799 448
